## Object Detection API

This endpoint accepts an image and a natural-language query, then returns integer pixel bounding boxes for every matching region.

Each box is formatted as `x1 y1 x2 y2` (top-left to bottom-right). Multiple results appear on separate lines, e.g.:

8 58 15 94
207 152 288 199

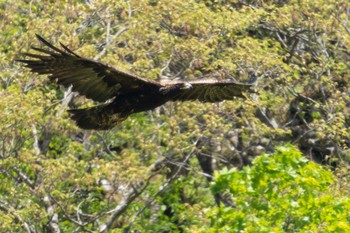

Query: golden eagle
18 35 253 130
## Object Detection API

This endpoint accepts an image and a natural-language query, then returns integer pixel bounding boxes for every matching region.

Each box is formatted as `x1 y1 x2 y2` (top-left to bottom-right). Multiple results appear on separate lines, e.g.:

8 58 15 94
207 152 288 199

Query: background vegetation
1 0 349 232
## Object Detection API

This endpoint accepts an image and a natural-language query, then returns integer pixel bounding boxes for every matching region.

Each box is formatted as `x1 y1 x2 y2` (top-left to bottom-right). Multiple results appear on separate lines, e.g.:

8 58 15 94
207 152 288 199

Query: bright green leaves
208 145 349 232
1 0 350 232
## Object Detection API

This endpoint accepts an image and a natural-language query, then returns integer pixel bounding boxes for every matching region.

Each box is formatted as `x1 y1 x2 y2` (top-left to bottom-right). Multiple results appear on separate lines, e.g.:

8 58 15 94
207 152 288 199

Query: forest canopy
1 0 350 232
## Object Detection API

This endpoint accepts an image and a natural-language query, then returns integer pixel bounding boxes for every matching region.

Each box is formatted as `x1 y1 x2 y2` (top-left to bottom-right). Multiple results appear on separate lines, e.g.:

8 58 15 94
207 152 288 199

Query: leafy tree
206 145 350 232
0 0 349 232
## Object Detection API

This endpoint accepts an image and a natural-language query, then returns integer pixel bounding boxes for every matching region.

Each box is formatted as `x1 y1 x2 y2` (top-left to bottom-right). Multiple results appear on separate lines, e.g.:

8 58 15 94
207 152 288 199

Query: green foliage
0 0 349 231
207 145 350 232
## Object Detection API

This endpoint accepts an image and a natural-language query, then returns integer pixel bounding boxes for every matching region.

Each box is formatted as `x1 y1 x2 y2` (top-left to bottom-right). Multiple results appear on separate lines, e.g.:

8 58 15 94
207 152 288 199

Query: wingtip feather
35 34 66 54
59 42 80 57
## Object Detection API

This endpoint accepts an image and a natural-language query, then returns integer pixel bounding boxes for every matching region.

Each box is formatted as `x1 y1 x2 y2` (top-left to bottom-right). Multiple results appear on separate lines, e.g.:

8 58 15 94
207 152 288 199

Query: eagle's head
160 82 192 95
179 82 193 90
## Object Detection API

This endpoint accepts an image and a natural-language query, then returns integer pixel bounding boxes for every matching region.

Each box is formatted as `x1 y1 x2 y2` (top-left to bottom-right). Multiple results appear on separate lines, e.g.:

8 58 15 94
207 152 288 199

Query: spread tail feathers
68 105 128 130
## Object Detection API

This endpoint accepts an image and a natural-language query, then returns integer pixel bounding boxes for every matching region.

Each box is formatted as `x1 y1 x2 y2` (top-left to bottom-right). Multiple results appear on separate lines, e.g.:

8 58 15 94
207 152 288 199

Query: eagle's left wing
168 79 254 102
17 35 161 102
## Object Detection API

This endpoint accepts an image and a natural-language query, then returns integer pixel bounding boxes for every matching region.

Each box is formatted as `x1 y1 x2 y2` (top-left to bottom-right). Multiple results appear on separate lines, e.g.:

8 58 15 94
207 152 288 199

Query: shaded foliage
0 0 349 232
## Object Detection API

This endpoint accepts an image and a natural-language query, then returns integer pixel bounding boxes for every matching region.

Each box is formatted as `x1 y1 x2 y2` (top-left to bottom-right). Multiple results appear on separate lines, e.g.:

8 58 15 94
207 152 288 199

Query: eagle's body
70 82 190 129
18 35 253 130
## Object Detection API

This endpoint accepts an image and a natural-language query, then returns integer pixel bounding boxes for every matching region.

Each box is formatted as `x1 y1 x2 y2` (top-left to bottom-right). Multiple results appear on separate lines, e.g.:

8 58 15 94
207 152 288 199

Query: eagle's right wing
168 79 254 102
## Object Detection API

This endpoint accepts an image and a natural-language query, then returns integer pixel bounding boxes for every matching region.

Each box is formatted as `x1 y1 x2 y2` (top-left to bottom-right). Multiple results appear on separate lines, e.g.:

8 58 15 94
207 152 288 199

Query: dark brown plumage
18 35 254 130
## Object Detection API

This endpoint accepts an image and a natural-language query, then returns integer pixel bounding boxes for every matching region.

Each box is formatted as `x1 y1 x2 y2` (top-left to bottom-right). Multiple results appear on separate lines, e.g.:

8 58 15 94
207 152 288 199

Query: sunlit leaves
208 145 350 232
1 0 350 231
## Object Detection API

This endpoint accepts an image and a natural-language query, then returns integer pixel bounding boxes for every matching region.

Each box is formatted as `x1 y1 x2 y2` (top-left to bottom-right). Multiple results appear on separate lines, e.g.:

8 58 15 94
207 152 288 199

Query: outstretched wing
17 35 161 102
167 79 254 102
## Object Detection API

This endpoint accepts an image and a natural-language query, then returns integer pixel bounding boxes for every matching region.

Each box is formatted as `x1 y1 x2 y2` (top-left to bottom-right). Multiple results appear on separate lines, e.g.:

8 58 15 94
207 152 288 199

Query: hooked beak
181 83 193 90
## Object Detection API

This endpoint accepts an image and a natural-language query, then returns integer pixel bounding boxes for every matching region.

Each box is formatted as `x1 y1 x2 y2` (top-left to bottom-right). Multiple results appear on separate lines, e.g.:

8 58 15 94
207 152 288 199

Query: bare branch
99 157 170 232
124 149 195 232
12 167 36 190
43 195 61 233
94 26 129 61
99 182 148 232
159 57 173 79
32 124 40 156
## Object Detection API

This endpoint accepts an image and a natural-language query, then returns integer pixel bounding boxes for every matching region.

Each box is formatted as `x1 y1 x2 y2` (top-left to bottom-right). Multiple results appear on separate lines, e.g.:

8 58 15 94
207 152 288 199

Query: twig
0 199 36 233
94 26 129 61
32 124 41 155
159 57 173 79
124 149 195 232
99 157 172 232
12 167 36 190
43 195 61 233
99 182 149 232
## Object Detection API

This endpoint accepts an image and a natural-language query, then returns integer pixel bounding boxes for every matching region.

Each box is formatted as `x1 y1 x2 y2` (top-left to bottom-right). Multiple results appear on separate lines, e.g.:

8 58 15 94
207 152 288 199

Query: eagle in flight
18 35 253 130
